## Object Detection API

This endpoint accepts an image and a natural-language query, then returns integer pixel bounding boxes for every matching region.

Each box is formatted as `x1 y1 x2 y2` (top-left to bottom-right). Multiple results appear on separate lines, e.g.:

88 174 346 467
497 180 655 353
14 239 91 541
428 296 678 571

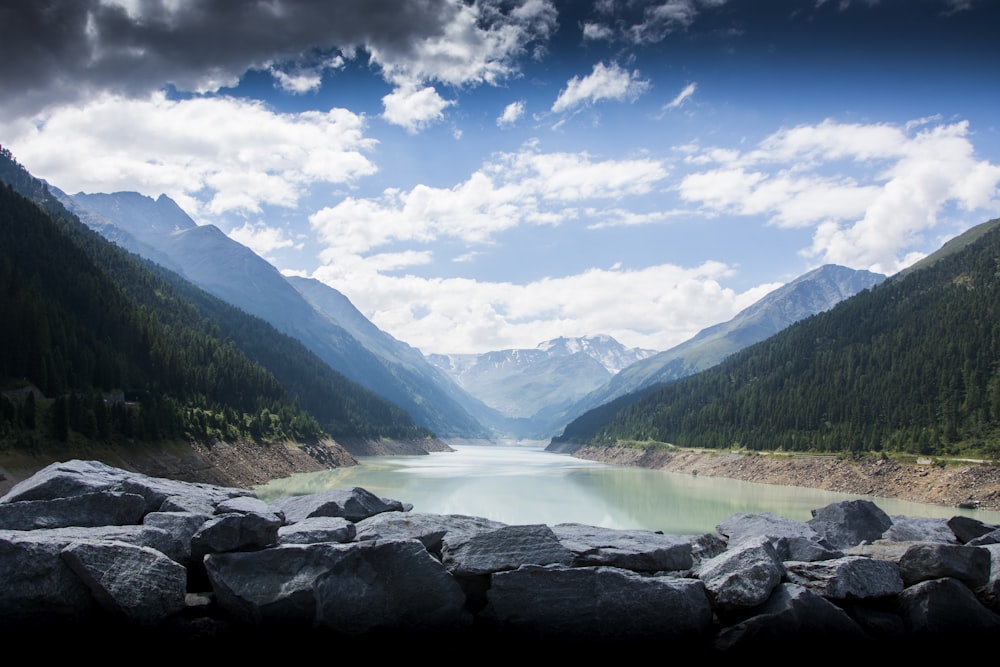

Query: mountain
428 267 882 441
58 191 488 439
0 147 434 472
561 265 886 421
550 217 1000 459
427 335 658 439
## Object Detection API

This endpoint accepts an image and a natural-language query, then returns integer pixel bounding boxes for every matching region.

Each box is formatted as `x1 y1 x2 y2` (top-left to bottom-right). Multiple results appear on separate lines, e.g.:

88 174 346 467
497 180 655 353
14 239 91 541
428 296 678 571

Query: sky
2 0 999 356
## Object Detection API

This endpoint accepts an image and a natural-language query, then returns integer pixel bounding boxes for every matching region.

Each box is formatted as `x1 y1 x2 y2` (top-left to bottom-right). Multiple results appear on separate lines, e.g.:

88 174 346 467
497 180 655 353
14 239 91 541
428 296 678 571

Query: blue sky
2 0 998 355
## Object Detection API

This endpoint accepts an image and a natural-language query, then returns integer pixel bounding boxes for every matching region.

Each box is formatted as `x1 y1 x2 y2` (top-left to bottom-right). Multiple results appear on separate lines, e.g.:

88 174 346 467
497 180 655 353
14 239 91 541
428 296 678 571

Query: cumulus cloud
312 259 774 355
551 62 651 113
0 0 558 122
299 143 754 355
227 221 303 260
382 84 455 133
678 119 1000 275
0 92 377 220
308 144 669 263
497 100 526 126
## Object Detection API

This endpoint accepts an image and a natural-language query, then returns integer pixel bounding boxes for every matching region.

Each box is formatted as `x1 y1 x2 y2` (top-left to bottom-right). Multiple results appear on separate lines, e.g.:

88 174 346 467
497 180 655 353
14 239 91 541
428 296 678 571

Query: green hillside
553 218 1000 460
0 146 431 458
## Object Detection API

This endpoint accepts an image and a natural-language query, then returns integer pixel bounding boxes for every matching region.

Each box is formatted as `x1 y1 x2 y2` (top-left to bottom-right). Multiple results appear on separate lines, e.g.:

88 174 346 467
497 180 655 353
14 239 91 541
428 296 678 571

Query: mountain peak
70 190 197 238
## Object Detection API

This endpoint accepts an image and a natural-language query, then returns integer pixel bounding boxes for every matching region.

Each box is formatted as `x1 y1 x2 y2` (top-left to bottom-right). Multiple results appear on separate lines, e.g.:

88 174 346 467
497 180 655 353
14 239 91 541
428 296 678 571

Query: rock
441 523 574 576
550 522 693 571
712 582 869 654
481 564 713 645
268 487 406 523
2 458 1000 658
695 535 785 613
784 555 904 599
896 542 992 587
807 499 893 549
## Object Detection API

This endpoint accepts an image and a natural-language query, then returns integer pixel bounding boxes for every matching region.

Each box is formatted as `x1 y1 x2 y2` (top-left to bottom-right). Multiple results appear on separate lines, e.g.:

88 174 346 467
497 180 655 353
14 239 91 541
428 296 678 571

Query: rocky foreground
2 459 1000 659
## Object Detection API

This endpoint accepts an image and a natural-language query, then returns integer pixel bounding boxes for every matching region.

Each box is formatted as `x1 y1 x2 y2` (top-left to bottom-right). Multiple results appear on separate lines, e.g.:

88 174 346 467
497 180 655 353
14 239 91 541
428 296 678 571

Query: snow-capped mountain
427 335 657 437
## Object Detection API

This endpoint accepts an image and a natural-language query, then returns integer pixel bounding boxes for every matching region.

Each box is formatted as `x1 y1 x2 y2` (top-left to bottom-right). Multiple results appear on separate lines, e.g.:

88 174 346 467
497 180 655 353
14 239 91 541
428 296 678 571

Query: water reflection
255 444 1000 535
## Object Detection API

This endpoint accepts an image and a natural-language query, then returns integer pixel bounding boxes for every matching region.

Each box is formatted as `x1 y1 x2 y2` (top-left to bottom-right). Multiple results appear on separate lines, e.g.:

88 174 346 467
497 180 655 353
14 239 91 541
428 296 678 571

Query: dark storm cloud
0 0 551 119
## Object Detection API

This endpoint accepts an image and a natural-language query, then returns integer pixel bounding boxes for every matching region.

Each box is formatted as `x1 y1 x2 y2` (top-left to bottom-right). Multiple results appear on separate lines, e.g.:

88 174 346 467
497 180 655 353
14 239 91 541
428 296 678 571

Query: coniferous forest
0 147 432 457
552 217 1000 460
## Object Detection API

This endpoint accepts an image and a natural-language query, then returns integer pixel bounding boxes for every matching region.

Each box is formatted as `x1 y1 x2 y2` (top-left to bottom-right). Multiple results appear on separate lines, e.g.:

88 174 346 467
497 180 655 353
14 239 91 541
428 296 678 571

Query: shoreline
565 443 1000 514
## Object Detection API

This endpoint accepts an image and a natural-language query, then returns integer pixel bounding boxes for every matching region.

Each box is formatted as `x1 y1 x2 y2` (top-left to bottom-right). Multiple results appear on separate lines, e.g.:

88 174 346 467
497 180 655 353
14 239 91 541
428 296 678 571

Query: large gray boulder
353 512 505 555
716 511 843 562
205 538 472 635
482 564 713 645
696 536 785 613
896 542 992 587
268 487 407 523
897 576 1000 637
712 583 869 653
61 539 187 625
784 555 904 599
441 523 574 576
807 499 893 549
0 492 148 530
278 516 356 545
551 523 693 572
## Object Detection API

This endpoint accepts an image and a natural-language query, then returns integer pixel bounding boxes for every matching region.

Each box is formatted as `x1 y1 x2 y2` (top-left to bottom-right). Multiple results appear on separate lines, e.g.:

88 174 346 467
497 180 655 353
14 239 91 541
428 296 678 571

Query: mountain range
3 143 997 469
57 187 887 441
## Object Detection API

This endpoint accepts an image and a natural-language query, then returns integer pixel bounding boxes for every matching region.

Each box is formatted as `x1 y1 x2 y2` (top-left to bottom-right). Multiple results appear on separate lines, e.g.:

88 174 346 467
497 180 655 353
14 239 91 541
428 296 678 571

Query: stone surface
2 459 1000 659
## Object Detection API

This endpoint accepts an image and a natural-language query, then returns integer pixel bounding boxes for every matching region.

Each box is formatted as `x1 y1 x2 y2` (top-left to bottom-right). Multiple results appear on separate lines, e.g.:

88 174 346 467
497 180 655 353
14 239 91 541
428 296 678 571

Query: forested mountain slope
0 146 433 466
551 217 1000 459
61 191 488 439
556 265 885 430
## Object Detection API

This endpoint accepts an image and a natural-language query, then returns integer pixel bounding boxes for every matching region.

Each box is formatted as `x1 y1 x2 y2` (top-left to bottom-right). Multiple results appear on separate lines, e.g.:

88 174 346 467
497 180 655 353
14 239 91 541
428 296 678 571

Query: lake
255 443 1000 535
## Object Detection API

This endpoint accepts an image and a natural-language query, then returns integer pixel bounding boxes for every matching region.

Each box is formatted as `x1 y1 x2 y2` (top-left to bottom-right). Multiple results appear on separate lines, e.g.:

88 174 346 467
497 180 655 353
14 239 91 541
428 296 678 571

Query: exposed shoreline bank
558 442 1000 513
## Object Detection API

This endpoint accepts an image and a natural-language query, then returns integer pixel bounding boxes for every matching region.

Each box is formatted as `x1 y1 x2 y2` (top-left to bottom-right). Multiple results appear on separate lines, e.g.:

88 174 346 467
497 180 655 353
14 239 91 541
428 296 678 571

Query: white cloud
1 92 377 221
308 145 669 261
586 207 690 229
497 100 526 126
302 142 770 356
370 0 557 89
227 221 302 259
381 85 455 133
270 68 322 94
664 82 697 110
678 119 1000 275
551 62 651 113
582 22 614 40
313 259 773 355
